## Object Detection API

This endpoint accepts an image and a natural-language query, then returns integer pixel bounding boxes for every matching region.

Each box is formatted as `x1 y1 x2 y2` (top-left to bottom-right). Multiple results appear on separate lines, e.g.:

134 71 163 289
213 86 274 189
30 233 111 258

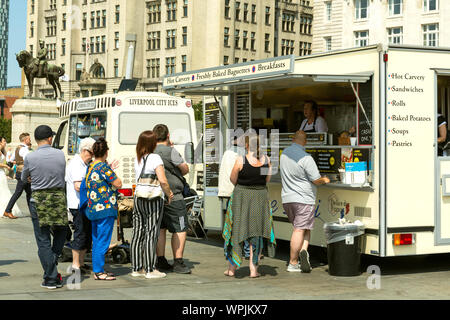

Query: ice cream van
52 91 203 197
163 44 450 257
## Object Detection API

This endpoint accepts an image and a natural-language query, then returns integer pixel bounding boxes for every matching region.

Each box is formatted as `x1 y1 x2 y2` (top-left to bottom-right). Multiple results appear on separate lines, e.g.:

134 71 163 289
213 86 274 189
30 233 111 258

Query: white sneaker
145 270 167 279
131 269 146 277
287 263 302 272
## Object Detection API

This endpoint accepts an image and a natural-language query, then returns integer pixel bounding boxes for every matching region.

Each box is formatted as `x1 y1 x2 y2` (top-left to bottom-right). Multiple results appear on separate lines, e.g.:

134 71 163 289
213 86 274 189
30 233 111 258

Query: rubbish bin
324 222 365 276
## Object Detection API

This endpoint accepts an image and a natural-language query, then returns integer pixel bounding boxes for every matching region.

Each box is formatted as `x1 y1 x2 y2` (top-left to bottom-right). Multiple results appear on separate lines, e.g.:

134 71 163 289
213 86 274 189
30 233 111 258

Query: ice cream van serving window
68 112 107 155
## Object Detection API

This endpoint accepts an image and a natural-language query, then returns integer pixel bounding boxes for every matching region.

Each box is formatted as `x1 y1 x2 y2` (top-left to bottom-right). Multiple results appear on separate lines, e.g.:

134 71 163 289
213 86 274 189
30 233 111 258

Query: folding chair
187 196 207 240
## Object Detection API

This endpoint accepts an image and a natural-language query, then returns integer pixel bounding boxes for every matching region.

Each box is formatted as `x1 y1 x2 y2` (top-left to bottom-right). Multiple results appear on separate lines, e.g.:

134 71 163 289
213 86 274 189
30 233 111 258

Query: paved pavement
1 179 450 301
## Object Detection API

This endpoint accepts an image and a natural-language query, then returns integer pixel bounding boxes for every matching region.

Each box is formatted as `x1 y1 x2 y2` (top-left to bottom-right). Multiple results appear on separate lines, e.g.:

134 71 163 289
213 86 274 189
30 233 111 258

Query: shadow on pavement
0 259 27 266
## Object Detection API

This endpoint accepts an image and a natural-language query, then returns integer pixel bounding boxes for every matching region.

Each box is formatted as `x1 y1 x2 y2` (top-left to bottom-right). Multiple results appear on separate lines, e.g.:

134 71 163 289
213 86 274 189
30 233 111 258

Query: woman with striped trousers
131 131 174 279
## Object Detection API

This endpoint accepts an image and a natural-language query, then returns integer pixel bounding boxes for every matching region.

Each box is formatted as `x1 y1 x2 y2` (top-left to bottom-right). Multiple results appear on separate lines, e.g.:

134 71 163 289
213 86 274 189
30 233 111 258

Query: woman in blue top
86 138 122 280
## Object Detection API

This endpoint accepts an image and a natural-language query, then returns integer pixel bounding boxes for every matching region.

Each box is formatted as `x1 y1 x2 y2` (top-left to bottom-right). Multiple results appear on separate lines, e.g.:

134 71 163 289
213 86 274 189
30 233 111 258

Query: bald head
293 130 307 146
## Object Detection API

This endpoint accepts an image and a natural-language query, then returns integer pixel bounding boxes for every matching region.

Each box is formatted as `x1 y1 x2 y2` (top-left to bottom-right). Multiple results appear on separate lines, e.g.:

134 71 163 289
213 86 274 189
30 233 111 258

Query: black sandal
94 272 116 281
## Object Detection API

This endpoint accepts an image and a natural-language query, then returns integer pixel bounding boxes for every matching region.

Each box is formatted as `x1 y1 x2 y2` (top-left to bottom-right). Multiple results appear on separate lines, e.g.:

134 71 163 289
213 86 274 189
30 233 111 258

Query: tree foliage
0 118 12 142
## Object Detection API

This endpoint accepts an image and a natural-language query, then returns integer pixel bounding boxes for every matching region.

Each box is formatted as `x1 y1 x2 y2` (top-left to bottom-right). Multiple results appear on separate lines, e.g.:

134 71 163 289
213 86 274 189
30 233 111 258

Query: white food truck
163 44 450 257
52 91 202 197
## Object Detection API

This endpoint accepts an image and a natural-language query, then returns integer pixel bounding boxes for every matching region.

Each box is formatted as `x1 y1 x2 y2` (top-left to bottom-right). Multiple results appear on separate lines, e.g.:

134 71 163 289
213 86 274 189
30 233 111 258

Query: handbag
135 155 164 200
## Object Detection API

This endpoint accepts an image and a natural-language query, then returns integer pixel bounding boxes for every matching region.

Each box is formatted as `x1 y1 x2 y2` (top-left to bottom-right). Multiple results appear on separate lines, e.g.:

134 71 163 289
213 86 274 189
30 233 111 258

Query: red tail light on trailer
393 233 415 246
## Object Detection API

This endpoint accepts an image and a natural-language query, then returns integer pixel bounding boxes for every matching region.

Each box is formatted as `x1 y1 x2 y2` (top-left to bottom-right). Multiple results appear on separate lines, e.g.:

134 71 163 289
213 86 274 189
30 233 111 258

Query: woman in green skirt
223 133 276 278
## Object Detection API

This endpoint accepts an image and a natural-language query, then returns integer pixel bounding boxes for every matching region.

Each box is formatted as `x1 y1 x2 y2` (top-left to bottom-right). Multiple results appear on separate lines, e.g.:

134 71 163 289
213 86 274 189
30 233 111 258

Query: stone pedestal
10 98 60 147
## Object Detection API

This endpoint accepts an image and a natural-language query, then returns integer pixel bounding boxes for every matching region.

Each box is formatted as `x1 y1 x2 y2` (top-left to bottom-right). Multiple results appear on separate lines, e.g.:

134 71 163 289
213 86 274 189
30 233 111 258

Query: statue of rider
36 39 48 77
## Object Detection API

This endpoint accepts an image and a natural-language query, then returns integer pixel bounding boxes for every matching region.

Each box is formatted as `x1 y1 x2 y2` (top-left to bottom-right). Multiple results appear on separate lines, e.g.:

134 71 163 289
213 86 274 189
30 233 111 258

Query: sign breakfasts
163 56 294 89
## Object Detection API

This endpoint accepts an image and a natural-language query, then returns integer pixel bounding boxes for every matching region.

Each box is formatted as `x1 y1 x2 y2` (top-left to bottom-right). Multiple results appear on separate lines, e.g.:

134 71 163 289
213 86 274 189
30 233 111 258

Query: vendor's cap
34 125 56 140
79 137 96 152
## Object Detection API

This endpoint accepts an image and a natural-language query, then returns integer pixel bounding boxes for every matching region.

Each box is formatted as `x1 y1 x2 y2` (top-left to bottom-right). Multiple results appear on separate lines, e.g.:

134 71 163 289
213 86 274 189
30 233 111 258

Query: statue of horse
16 50 65 100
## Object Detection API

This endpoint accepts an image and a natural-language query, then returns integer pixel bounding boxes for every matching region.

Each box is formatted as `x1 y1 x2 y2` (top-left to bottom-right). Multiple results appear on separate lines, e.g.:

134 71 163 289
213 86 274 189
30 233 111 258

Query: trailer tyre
112 248 128 264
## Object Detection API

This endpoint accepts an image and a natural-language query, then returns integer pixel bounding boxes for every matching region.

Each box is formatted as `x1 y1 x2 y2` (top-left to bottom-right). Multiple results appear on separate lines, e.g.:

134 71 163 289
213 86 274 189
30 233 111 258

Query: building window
183 0 188 17
30 21 34 37
96 36 100 53
114 32 119 49
147 31 161 50
355 30 369 47
102 10 107 27
388 0 402 16
251 32 256 51
76 63 83 81
325 1 332 21
299 41 311 56
264 33 270 52
387 27 403 44
61 38 66 56
90 37 94 52
324 37 331 51
224 56 229 65
83 12 87 29
62 14 67 30
46 18 57 37
181 55 187 72
115 5 120 23
300 15 312 34
235 2 241 21
30 45 34 57
225 0 231 18
96 11 101 28
265 7 271 25
355 0 369 20
82 38 86 52
251 4 256 23
166 29 176 49
234 57 239 64
46 43 56 60
114 59 119 77
31 0 35 14
224 27 230 47
282 12 295 32
167 0 177 21
101 35 106 53
243 31 248 50
147 2 162 24
49 0 56 10
281 39 294 55
182 26 187 46
423 0 438 12
147 58 160 78
91 11 95 28
423 23 439 46
235 29 240 49
166 57 176 75
243 3 249 22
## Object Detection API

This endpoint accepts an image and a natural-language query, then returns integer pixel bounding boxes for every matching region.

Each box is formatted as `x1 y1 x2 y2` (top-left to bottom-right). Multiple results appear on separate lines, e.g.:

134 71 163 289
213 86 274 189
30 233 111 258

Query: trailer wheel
112 248 128 264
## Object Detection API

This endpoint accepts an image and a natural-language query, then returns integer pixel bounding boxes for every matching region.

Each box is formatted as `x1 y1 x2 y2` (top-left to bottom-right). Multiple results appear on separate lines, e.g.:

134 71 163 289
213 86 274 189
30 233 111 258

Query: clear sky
7 0 27 87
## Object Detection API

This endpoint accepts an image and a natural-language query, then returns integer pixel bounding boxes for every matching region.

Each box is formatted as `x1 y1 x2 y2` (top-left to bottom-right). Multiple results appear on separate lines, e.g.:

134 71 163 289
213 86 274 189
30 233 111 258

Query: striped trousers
131 196 164 273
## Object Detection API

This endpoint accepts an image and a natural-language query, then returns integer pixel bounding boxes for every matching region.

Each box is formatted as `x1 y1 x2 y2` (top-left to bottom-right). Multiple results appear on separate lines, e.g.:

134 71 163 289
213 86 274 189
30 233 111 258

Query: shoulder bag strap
139 155 149 180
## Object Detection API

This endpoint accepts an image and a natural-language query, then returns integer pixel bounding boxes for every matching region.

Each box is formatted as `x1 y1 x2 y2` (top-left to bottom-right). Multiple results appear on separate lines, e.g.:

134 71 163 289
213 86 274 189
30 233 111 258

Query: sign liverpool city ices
163 56 294 89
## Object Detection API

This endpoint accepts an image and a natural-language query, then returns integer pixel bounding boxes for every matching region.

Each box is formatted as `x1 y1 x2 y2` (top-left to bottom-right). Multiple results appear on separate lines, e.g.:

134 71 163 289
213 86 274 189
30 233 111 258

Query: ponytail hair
92 137 109 158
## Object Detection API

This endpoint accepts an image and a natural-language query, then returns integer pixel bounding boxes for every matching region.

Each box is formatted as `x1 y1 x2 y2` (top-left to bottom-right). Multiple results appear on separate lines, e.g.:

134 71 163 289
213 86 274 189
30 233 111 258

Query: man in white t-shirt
65 137 96 274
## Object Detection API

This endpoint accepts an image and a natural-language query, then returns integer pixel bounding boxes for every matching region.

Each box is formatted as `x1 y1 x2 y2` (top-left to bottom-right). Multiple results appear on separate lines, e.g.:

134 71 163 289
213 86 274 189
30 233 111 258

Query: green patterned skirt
223 184 276 267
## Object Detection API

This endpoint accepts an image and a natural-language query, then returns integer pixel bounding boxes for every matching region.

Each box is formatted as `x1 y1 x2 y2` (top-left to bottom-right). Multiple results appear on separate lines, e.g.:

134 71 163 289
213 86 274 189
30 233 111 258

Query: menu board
204 102 220 194
306 148 342 174
358 81 373 145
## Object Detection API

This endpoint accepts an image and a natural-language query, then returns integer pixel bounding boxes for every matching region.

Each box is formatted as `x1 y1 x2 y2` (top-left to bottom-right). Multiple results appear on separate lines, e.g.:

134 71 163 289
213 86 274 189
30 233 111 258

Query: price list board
204 102 220 194
306 148 342 174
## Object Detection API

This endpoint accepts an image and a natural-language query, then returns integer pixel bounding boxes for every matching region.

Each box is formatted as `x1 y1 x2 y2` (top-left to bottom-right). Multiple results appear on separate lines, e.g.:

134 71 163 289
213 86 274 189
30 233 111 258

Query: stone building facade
26 0 313 100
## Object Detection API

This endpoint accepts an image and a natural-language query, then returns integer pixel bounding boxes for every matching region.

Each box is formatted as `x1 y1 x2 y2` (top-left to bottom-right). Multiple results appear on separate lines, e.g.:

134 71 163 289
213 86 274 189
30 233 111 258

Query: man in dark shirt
22 125 68 289
153 124 191 274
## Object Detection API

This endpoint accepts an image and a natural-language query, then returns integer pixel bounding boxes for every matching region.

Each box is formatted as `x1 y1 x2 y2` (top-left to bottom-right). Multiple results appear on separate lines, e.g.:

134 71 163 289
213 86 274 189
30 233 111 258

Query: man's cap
79 137 96 152
34 125 56 141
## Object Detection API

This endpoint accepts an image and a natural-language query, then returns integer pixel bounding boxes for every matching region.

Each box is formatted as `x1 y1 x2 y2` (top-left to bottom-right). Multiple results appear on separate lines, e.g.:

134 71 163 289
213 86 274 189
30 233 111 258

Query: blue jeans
91 216 115 273
30 201 68 284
